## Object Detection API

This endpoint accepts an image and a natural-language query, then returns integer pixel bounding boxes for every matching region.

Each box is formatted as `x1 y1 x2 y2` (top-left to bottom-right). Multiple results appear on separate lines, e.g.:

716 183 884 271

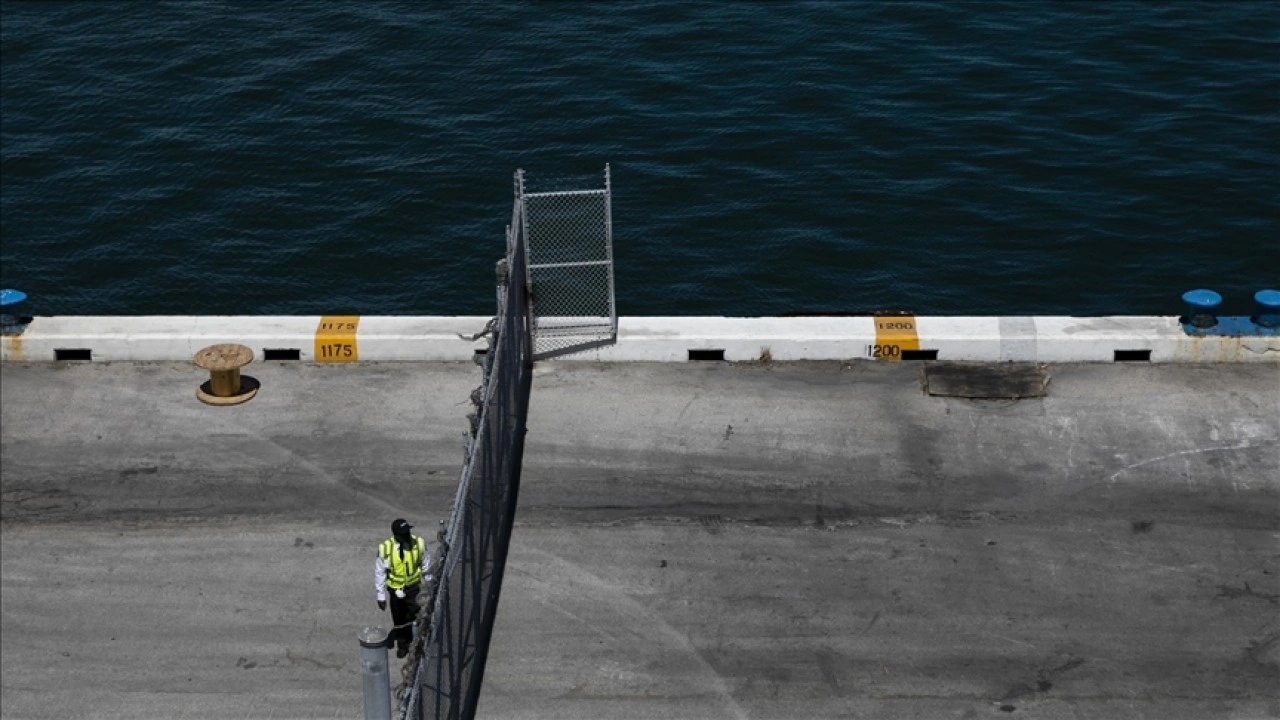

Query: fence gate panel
397 166 616 720
520 165 617 360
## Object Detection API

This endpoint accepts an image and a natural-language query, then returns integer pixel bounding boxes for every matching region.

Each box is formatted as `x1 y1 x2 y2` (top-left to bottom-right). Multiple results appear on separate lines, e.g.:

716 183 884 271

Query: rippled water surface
2 2 1277 316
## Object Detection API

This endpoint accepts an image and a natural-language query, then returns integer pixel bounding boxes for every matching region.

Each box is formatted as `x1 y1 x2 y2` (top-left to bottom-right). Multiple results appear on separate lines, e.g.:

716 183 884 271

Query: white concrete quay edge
0 316 488 363
0 315 1277 363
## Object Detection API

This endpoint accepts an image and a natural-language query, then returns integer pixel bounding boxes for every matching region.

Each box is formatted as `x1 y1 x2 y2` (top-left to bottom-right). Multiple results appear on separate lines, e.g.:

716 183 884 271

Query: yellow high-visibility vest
380 536 424 589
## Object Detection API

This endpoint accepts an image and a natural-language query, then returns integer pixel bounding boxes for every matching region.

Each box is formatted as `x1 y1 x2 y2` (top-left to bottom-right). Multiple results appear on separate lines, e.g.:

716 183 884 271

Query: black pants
388 583 421 651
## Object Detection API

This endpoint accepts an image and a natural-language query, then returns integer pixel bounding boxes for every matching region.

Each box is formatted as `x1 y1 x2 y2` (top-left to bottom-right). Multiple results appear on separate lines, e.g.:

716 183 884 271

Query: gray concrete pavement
1 360 1277 719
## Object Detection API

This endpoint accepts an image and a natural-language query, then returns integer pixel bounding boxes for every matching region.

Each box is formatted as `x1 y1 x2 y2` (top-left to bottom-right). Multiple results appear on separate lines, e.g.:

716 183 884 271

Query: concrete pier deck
1 360 1277 719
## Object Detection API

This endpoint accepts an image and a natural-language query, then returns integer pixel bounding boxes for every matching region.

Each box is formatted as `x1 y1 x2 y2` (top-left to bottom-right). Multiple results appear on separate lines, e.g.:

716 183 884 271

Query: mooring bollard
0 289 28 336
359 626 392 720
1181 289 1222 329
1255 289 1280 329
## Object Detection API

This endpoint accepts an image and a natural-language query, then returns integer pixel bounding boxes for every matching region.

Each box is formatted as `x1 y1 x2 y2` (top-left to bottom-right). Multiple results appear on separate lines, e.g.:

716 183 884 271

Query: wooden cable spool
193 343 258 405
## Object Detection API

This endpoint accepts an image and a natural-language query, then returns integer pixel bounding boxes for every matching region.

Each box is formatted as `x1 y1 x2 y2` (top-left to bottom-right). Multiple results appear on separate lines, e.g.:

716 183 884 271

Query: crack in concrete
1107 442 1261 483
1217 583 1280 605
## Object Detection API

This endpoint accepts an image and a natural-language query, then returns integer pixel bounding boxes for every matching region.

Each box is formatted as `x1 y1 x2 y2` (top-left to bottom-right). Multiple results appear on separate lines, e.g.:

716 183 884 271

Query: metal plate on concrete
924 362 1048 399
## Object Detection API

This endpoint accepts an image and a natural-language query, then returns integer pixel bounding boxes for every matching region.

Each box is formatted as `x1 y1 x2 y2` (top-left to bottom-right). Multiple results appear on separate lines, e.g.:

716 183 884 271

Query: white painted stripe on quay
1 315 1277 363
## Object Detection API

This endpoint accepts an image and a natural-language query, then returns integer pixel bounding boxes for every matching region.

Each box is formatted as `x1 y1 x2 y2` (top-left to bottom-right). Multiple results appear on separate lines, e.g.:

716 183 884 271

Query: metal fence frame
398 167 615 719
397 173 534 720
521 165 618 361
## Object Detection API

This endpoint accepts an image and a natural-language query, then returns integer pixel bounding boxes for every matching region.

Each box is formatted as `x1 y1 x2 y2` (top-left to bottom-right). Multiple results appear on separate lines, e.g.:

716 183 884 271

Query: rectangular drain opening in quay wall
520 165 618 361
55 348 92 361
1114 349 1152 362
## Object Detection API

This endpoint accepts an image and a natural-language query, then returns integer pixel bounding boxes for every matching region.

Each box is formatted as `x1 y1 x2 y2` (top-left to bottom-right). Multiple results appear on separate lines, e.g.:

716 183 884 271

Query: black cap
392 518 413 535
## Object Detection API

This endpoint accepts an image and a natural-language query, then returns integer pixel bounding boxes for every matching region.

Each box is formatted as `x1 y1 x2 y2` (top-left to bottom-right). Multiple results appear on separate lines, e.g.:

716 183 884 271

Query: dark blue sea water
2 1 1277 317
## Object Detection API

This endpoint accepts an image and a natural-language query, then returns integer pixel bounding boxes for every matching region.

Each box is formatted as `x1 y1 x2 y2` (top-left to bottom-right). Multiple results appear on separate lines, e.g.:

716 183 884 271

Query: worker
375 518 432 658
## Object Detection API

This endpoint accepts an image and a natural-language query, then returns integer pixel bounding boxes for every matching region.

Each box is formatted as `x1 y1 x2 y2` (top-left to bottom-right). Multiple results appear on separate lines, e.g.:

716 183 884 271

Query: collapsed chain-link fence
396 168 614 720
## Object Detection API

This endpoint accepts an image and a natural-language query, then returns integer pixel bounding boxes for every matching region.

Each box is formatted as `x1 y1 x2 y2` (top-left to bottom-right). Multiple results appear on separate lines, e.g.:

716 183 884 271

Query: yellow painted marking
315 315 360 362
870 316 919 361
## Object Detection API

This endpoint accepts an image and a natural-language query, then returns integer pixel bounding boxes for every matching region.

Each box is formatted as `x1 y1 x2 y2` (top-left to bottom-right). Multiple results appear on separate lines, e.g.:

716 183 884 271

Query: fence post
359 626 392 720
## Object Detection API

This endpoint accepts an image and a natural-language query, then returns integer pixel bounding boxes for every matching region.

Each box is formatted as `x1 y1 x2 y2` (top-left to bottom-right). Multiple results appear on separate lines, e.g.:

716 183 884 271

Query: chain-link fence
396 168 614 720
521 165 617 360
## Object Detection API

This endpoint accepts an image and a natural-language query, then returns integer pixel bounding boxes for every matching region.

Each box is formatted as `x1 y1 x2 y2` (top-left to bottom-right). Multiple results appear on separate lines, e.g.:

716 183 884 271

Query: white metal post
359 626 392 720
